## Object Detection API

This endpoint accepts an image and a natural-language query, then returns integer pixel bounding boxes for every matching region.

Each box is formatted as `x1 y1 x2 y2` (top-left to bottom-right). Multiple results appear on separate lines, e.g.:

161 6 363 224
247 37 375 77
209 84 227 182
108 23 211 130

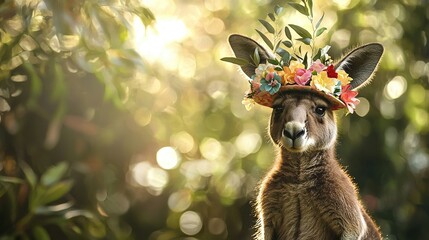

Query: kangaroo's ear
334 43 384 90
228 34 273 78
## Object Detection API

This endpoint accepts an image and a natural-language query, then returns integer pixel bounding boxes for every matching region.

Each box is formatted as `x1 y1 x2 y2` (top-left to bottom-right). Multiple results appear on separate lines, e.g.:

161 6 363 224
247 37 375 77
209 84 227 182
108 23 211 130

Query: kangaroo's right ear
228 34 273 78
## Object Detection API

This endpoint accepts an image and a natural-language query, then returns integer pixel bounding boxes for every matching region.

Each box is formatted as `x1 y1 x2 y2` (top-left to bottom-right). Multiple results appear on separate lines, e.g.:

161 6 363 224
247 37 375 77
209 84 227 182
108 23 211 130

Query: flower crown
243 60 359 113
222 1 360 114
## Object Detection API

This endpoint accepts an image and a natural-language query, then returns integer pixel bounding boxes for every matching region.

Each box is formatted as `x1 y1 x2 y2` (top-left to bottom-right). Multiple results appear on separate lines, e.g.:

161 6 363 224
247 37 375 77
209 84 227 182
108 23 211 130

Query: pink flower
294 68 312 86
309 60 325 73
265 72 275 81
340 84 360 113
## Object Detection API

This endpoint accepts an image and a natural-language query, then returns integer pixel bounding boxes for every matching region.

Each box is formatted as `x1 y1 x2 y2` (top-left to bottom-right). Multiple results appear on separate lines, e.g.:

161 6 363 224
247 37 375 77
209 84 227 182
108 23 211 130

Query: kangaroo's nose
283 122 306 140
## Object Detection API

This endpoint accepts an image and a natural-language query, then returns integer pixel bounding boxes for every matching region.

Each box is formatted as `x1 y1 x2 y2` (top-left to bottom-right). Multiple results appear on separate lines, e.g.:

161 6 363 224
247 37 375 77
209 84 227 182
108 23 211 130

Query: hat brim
252 85 346 110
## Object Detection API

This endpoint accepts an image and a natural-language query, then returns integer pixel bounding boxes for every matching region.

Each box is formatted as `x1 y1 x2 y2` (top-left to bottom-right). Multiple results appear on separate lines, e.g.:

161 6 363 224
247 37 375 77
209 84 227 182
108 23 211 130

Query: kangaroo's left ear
334 43 384 90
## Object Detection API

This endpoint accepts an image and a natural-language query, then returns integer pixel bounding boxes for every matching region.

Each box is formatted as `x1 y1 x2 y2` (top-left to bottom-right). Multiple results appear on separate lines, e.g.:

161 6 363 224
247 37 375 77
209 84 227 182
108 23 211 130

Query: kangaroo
228 34 384 240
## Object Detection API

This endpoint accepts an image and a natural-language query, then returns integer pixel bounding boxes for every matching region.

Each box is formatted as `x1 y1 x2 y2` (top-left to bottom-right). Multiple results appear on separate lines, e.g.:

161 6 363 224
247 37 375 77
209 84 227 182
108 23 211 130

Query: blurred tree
0 0 154 239
0 0 428 240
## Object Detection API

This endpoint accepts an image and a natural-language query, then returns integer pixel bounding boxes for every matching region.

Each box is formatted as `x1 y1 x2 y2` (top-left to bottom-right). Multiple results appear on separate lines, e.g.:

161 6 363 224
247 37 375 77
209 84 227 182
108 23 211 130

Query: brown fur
254 92 381 240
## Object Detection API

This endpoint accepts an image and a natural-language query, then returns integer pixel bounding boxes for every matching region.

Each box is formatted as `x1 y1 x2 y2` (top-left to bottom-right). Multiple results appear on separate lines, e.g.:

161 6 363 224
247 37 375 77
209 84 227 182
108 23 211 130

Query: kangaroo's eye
315 106 326 116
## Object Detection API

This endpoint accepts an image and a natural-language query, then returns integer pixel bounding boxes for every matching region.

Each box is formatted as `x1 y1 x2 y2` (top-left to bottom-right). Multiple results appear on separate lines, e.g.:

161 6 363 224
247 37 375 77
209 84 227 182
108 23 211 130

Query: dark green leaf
33 226 51 240
220 57 249 66
39 180 73 205
315 12 325 29
315 27 327 37
288 3 309 16
0 176 25 184
255 29 274 49
285 26 292 40
282 51 291 66
275 67 283 71
297 38 312 45
259 19 275 34
303 52 308 68
41 162 69 186
274 5 283 16
289 24 312 39
283 40 293 48
268 13 275 21
21 161 37 189
267 58 279 65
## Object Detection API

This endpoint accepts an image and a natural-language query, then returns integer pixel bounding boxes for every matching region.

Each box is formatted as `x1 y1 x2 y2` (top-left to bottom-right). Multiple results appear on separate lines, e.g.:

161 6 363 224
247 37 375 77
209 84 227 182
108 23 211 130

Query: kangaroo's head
228 34 384 152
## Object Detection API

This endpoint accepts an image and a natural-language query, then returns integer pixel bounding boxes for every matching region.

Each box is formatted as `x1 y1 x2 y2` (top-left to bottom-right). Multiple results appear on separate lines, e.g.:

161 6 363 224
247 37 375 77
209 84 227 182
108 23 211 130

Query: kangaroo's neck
273 147 337 180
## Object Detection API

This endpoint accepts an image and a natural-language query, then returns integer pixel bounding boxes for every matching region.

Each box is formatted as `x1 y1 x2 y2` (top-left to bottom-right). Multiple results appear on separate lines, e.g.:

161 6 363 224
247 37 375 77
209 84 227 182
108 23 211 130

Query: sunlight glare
156 146 181 170
133 17 189 66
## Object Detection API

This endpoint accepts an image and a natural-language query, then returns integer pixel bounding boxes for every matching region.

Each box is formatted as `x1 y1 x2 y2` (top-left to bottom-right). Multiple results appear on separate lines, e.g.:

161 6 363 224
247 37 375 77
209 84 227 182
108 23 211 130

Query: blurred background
0 0 428 239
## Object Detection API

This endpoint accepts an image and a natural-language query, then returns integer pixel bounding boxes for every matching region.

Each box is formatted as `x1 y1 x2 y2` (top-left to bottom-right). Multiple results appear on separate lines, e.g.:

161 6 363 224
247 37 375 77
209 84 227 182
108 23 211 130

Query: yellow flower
289 60 305 72
311 71 338 94
337 70 353 86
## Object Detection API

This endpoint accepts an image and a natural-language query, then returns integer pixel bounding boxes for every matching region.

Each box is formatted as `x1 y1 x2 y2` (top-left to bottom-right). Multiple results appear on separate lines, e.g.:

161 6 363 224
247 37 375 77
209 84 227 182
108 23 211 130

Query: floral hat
222 2 383 114
242 59 359 113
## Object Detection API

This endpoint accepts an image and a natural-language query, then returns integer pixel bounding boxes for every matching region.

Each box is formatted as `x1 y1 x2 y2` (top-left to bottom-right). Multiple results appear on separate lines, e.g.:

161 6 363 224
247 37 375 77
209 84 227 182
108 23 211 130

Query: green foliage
0 0 428 240
0 161 101 239
222 0 330 70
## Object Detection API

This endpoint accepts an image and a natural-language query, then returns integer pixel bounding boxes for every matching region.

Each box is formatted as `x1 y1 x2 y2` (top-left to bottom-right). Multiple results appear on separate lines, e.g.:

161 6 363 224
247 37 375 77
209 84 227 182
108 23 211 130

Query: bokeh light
384 75 407 100
156 146 181 170
179 211 203 236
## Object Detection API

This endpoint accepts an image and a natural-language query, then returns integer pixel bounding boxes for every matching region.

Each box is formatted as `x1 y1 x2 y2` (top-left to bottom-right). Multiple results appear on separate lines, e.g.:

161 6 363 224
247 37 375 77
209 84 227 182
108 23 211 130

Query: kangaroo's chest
259 173 338 240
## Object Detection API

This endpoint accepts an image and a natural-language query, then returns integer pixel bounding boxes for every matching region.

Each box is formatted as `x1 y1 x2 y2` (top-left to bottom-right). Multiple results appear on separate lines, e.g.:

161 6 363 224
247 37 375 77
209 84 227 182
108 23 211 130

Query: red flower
340 84 360 113
325 65 338 78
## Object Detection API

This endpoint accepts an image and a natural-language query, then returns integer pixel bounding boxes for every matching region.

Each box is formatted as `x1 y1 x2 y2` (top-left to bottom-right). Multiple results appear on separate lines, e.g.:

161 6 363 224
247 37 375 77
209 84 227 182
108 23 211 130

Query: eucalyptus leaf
315 27 327 37
255 29 274 49
289 24 312 39
274 5 283 16
281 51 291 66
297 38 312 45
220 57 249 66
288 3 309 16
303 52 308 68
315 12 325 29
267 58 279 65
268 13 275 21
282 40 293 48
259 19 275 34
41 162 69 186
285 26 292 40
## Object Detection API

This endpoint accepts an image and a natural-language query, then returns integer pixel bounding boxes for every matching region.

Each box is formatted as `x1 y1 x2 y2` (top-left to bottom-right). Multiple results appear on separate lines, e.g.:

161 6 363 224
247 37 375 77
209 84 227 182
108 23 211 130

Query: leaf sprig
222 0 331 69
